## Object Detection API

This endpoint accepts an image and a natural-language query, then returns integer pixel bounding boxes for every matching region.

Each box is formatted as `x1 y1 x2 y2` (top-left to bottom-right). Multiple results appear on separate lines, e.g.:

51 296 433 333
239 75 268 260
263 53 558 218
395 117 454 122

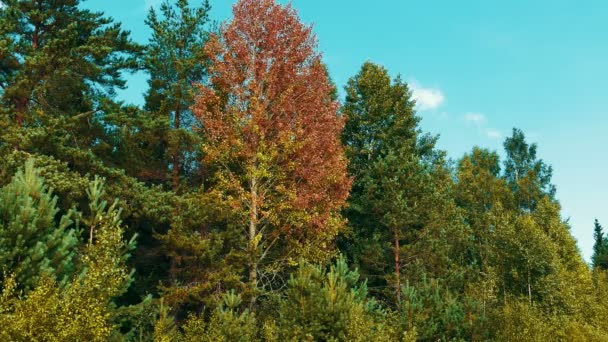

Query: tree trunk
528 268 532 306
503 272 507 304
33 27 39 50
171 107 181 191
15 97 27 128
249 174 259 307
395 229 401 304
171 151 180 191
16 10 40 128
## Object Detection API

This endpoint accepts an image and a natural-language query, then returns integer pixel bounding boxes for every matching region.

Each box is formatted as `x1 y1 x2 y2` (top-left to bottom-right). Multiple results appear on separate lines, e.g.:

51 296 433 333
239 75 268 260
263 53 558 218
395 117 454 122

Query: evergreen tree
592 219 608 269
0 175 138 341
399 276 470 341
180 291 260 342
340 61 426 301
274 256 396 341
0 0 140 130
340 62 466 306
0 1 181 306
144 0 211 189
0 159 78 290
0 147 177 304
153 298 179 342
159 191 247 316
342 62 422 178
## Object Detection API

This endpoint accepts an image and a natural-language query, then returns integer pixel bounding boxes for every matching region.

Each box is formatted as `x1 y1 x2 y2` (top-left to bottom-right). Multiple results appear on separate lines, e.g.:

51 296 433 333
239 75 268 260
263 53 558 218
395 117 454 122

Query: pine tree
274 256 395 341
0 147 177 306
0 2 152 232
593 219 608 270
0 0 140 128
341 62 423 302
144 0 211 189
181 290 260 342
342 62 421 179
153 298 179 342
0 1 181 306
0 159 78 290
399 276 469 340
159 191 247 315
0 175 138 341
340 62 465 305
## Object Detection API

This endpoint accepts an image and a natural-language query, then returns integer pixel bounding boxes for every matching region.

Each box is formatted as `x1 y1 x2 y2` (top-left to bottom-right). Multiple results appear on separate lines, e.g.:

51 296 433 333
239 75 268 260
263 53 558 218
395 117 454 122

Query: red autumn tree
193 0 351 300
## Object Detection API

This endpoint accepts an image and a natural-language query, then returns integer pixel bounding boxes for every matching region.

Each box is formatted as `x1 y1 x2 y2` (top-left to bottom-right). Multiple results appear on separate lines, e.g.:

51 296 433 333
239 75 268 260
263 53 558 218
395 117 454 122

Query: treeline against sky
2 0 608 341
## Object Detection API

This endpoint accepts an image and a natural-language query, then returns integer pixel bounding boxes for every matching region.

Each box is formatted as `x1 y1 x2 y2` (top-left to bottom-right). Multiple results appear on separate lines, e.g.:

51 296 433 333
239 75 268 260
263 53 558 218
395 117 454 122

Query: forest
1 0 608 341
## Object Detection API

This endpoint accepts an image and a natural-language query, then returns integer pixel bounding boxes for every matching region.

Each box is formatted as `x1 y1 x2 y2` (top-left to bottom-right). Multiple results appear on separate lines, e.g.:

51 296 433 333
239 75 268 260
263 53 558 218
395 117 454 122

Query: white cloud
464 112 486 124
462 112 502 140
486 129 502 139
410 82 445 111
144 0 163 11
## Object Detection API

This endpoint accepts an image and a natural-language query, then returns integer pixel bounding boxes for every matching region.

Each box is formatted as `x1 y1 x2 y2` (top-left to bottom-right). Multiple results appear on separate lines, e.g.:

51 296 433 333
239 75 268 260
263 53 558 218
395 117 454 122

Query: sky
84 0 608 262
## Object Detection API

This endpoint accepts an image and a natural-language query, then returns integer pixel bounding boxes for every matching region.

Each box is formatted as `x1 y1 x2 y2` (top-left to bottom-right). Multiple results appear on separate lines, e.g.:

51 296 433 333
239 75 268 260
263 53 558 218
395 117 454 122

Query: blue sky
84 0 608 261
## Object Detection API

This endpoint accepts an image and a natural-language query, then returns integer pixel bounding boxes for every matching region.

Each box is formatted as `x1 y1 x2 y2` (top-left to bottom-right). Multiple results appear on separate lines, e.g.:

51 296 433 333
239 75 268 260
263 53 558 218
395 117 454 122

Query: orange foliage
193 0 350 251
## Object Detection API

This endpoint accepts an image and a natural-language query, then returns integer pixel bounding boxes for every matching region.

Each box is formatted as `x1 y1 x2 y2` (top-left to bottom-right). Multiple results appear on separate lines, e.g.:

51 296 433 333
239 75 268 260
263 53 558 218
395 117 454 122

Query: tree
180 291 260 342
342 62 421 179
454 142 599 338
503 128 555 211
0 0 140 128
0 3 165 302
340 62 465 305
455 147 511 324
493 211 557 306
341 62 423 302
153 298 179 342
3 0 608 339
497 131 589 312
0 4 157 259
274 256 396 341
0 147 178 307
0 159 78 290
399 276 470 341
144 0 211 190
0 176 138 341
159 191 247 316
491 299 608 341
592 219 608 270
193 0 350 303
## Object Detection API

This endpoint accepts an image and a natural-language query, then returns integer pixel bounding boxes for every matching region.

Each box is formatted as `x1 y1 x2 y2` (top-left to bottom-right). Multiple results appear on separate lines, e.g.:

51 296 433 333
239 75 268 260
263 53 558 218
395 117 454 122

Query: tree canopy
0 0 604 340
